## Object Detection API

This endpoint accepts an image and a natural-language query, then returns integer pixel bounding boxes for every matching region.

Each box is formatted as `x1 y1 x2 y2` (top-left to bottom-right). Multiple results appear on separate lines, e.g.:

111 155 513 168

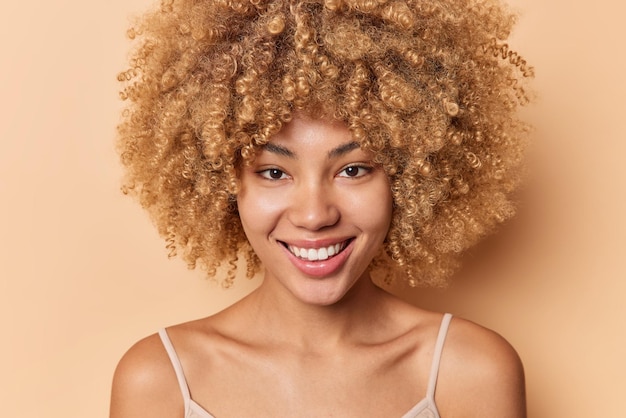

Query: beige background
1 0 624 417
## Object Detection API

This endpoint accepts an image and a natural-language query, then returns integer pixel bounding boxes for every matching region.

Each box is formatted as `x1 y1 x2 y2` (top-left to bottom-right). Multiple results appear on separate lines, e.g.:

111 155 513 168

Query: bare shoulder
110 332 182 418
437 317 526 418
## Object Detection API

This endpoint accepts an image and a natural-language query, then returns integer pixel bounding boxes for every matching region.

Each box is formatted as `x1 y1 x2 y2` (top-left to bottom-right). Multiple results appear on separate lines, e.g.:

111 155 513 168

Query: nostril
287 197 341 230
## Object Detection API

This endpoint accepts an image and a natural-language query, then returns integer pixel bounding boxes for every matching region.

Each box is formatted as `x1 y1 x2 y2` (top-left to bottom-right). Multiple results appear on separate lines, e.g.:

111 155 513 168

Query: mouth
279 239 353 262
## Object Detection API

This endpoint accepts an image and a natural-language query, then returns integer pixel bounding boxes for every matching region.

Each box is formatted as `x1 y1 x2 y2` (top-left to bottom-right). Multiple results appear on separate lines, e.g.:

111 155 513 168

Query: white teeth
287 242 346 261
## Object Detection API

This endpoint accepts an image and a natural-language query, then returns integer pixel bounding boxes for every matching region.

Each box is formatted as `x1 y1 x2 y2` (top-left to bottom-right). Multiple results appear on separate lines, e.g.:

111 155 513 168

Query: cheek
344 181 393 234
237 187 283 235
369 189 393 234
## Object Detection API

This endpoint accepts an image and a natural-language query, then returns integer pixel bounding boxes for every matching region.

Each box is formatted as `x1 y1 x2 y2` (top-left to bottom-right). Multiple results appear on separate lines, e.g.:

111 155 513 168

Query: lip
278 238 355 278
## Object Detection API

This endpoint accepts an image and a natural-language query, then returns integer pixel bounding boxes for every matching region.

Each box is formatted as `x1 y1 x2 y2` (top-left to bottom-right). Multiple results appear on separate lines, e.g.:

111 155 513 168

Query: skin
237 115 394 307
110 116 526 418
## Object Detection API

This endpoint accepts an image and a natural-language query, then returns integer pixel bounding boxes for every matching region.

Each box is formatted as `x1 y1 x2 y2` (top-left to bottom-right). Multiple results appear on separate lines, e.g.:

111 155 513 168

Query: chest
187 345 431 417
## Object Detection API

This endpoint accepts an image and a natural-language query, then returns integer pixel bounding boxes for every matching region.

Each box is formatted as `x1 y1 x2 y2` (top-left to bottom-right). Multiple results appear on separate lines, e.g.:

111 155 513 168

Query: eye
338 165 371 178
258 168 289 180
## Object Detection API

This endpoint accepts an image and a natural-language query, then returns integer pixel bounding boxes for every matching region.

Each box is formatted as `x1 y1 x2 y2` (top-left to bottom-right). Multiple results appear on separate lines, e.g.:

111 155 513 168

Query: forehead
269 115 353 145
242 113 374 166
259 115 370 162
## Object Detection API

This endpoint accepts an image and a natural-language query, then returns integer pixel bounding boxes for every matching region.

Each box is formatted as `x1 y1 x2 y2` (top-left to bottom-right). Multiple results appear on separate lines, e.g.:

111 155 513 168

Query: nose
287 181 340 231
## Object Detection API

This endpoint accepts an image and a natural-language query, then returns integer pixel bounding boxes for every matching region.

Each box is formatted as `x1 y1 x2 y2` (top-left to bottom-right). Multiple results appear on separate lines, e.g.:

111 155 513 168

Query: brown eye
338 165 371 178
269 169 283 179
258 168 288 180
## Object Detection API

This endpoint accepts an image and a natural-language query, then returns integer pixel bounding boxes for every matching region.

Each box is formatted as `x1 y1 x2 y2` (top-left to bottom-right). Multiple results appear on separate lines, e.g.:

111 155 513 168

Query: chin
285 274 366 307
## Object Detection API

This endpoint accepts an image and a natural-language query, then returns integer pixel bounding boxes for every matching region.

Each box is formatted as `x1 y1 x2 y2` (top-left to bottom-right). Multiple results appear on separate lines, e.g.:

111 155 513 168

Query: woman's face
237 115 393 306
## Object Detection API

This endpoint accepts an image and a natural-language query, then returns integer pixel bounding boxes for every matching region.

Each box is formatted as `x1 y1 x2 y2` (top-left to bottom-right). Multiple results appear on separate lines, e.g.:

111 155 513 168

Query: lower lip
281 240 354 278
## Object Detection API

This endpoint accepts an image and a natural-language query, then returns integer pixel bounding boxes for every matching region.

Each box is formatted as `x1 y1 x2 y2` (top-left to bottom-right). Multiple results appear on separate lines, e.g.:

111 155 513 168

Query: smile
283 240 351 261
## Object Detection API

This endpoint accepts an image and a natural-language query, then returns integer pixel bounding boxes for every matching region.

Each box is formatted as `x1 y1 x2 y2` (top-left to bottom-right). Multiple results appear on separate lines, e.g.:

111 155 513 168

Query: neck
241 273 393 352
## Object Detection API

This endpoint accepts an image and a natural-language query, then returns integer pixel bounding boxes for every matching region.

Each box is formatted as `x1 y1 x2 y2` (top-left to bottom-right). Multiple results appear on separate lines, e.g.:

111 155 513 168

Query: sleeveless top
159 313 453 418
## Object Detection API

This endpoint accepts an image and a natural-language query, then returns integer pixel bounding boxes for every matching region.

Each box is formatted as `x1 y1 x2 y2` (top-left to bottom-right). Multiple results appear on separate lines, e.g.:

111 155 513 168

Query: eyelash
337 165 372 178
258 168 289 180
256 164 372 181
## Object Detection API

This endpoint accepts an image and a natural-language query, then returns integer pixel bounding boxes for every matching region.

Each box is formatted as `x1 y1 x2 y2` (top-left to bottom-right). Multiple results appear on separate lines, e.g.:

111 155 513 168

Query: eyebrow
263 143 296 158
261 141 361 160
327 141 360 159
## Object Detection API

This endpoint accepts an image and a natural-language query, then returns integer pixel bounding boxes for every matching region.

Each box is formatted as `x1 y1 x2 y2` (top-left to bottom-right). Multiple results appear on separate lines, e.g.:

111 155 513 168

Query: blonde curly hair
117 0 532 287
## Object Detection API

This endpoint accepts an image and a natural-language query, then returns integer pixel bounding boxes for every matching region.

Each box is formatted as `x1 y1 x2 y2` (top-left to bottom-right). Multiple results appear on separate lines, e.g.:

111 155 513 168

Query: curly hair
117 0 533 288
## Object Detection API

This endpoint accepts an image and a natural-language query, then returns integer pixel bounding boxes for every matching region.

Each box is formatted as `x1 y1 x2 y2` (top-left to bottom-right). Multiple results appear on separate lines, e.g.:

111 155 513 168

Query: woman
111 0 531 416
